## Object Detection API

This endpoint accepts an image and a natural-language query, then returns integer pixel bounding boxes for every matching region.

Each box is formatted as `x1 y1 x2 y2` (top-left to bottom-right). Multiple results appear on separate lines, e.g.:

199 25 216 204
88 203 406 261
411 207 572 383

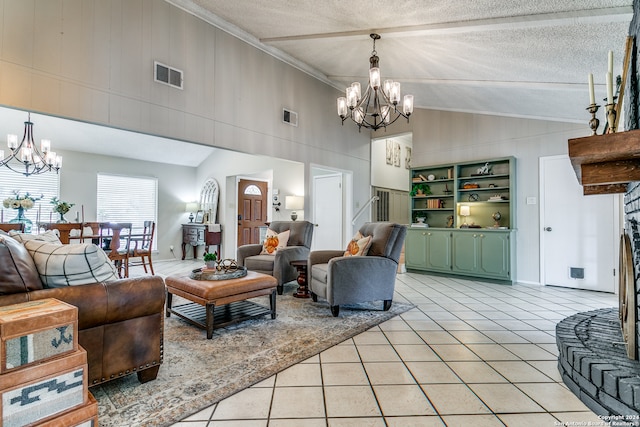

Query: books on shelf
426 199 444 209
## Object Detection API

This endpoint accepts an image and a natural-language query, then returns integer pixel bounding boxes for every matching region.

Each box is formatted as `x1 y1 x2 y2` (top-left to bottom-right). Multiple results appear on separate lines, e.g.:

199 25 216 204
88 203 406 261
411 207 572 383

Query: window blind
96 173 158 248
0 169 60 230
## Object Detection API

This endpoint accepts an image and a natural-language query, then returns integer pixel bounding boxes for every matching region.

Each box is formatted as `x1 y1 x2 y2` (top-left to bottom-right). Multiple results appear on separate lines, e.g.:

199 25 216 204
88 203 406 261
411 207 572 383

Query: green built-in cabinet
407 157 516 283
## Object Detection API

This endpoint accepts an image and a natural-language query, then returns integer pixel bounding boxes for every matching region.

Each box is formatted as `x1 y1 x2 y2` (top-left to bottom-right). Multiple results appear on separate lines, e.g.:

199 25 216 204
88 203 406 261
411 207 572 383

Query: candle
49 212 52 222
588 73 595 104
608 50 614 75
38 205 41 224
606 72 614 104
81 205 85 223
75 211 79 222
1 209 3 222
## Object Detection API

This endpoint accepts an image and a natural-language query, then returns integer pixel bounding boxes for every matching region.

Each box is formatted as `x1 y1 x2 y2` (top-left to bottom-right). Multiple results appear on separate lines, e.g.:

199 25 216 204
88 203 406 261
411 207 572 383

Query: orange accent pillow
260 229 290 255
344 231 372 257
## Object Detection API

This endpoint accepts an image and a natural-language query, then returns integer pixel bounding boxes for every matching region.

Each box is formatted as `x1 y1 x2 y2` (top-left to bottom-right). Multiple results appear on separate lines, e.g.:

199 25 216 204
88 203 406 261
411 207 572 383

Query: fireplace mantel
568 129 640 195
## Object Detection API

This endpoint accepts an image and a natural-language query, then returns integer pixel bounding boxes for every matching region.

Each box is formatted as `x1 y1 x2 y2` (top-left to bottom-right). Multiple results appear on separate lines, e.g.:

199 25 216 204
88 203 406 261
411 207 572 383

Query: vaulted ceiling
168 0 634 124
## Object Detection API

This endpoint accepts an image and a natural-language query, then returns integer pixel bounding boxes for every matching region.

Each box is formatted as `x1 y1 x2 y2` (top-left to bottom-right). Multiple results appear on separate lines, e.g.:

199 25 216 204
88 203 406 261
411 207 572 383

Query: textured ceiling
169 0 634 123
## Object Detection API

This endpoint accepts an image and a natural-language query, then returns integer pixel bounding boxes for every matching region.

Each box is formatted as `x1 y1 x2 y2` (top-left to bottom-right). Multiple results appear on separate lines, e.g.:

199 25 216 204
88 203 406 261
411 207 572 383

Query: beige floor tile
516 383 592 412
328 417 386 427
417 331 459 344
393 344 441 362
430 344 481 361
384 330 425 344
170 422 209 427
301 354 320 363
480 330 529 344
270 386 325 419
487 361 554 383
434 320 475 331
421 384 491 415
502 343 557 360
211 387 272 420
324 385 382 417
374 384 436 416
275 363 322 387
251 375 275 387
400 309 431 320
448 330 494 344
379 319 412 331
537 343 560 356
405 320 444 331
552 411 604 425
446 361 507 383
353 330 388 345
406 361 460 384
528 360 563 382
322 362 370 386
208 421 267 427
441 414 505 427
498 412 560 427
469 383 545 413
385 416 445 426
357 344 401 362
269 419 325 427
364 361 417 385
320 343 361 363
466 344 519 361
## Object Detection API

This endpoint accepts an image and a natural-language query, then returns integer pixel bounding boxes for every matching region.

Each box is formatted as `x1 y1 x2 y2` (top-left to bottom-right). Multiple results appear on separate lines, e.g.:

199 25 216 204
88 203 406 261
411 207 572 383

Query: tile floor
168 271 618 427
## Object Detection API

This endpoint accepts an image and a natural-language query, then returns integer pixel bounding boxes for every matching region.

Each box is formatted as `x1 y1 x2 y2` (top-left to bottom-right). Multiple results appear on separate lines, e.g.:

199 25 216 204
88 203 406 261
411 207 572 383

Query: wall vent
570 267 585 279
154 61 183 89
283 108 298 127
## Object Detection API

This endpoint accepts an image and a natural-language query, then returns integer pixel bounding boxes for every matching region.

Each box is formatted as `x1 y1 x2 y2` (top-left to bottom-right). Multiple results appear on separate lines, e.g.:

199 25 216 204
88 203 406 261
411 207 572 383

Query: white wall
371 136 412 192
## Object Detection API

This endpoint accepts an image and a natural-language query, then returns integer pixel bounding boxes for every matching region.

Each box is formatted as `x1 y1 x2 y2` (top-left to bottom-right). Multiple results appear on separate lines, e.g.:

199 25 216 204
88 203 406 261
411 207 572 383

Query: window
96 174 158 249
0 168 60 231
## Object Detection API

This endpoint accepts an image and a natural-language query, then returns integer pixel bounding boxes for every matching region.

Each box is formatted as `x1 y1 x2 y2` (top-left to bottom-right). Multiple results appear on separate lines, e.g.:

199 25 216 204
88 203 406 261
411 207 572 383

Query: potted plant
410 183 431 196
203 252 217 269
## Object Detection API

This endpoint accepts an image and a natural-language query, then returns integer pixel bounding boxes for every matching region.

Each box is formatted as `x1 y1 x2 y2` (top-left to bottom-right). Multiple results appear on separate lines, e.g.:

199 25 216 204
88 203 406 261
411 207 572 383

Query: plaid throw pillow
24 241 119 287
9 230 62 245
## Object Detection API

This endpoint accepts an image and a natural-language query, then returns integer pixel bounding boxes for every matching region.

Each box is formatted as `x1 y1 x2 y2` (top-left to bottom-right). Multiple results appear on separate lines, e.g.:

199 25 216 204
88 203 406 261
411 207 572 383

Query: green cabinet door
451 232 478 274
405 229 428 270
425 230 452 272
477 232 510 279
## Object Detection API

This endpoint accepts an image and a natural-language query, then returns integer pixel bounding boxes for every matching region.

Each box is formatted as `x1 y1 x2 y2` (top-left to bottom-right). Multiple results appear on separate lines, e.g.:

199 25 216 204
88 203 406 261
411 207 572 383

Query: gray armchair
309 222 406 316
237 221 314 295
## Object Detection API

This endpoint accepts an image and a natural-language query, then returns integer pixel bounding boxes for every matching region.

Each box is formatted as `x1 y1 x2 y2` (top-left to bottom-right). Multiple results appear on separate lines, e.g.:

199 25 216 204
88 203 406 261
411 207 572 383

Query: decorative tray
189 265 247 281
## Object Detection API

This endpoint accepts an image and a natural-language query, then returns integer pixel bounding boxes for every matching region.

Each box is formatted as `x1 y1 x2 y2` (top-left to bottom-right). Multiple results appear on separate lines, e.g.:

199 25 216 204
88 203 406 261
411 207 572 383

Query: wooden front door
237 179 268 246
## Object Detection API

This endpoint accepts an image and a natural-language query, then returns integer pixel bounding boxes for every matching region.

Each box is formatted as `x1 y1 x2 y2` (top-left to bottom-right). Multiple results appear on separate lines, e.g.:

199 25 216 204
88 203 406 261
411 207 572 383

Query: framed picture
393 142 401 167
386 140 393 165
405 147 412 169
195 210 205 223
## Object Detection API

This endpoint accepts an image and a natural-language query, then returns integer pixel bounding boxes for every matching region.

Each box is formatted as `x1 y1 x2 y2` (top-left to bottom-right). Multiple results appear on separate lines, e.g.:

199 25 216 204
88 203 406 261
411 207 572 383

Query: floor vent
283 109 298 127
154 61 183 89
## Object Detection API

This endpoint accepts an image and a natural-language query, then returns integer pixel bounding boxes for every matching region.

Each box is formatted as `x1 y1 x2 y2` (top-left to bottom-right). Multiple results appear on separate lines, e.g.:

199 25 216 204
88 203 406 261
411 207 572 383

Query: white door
312 174 343 250
540 155 618 292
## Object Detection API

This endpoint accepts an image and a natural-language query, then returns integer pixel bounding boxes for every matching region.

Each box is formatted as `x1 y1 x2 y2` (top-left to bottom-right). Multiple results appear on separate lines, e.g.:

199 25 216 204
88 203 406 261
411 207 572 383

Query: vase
9 207 32 233
57 213 68 223
205 261 217 270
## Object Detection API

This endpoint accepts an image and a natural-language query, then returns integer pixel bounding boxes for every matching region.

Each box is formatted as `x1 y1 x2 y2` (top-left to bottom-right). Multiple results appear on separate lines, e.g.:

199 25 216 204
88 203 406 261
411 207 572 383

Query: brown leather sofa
0 231 165 387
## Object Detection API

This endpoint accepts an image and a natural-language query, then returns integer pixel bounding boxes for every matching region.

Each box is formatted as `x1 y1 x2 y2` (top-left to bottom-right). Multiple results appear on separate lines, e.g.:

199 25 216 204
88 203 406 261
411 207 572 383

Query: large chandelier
337 33 414 132
0 113 62 176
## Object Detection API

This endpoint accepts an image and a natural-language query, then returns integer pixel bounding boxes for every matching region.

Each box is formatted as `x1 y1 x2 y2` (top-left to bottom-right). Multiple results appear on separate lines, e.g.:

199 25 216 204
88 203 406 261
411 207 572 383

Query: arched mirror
200 178 219 223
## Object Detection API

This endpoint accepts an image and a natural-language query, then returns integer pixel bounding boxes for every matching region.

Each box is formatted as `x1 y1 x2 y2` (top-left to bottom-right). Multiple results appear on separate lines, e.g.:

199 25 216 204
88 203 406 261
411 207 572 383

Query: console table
182 224 222 260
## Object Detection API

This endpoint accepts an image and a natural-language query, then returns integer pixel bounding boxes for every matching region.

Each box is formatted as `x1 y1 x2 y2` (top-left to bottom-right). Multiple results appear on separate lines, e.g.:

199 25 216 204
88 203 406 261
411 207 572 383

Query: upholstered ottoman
165 271 277 339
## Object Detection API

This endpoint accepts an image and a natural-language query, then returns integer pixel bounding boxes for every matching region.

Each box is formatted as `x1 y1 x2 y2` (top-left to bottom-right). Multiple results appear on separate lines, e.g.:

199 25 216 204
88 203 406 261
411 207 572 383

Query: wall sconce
459 205 470 228
285 196 304 221
185 202 199 223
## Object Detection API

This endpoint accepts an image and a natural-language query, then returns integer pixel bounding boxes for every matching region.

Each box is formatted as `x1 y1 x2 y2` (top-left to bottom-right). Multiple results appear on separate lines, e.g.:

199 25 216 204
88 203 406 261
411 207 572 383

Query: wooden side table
181 224 222 260
290 260 309 298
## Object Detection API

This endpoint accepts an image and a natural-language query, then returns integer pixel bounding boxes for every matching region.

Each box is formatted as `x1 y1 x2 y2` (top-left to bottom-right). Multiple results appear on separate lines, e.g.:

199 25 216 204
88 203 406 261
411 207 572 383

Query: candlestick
75 211 79 222
605 103 616 134
586 104 600 135
606 71 614 105
588 73 595 105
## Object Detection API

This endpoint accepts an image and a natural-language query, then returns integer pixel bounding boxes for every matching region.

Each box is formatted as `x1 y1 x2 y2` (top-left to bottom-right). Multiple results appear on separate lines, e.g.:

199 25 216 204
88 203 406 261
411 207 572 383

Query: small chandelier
0 113 62 176
337 33 414 132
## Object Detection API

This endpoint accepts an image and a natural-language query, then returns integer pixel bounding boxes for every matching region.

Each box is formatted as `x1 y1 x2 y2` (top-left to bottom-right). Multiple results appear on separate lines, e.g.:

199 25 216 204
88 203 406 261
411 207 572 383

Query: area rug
91 283 414 427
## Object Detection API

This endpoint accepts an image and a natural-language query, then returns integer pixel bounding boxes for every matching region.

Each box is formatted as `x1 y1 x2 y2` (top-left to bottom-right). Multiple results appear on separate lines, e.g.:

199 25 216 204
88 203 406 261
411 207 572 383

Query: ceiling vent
154 61 183 90
283 108 298 127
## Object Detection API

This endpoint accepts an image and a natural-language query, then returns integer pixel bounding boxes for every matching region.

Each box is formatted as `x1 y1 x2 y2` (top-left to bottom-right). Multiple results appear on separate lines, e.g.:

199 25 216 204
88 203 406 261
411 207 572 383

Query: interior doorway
237 179 268 246
539 155 619 292
311 165 352 250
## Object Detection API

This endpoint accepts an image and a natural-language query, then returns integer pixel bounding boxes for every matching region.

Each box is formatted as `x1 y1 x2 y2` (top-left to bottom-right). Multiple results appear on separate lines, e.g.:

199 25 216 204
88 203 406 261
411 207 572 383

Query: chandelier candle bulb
369 67 380 89
40 139 50 153
403 95 414 115
588 73 595 104
7 134 17 150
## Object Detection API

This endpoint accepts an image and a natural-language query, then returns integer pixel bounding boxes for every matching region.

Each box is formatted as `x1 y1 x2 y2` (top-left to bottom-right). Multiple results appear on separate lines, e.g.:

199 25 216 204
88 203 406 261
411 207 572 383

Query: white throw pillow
344 231 373 257
9 230 62 245
260 229 290 255
24 240 119 287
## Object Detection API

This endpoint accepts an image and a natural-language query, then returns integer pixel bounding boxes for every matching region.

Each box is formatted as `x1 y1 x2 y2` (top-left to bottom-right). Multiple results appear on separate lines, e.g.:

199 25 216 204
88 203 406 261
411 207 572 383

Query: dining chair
128 221 155 275
99 222 132 278
38 222 83 244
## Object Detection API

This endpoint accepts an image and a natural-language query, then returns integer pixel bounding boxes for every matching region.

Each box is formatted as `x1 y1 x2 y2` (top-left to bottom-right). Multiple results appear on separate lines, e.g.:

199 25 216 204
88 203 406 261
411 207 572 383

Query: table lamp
285 196 304 221
185 202 199 223
459 205 470 228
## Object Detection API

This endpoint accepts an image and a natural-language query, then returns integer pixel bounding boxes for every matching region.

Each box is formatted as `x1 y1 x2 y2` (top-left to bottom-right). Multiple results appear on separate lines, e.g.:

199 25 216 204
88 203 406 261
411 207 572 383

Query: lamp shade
459 205 470 216
285 196 304 210
185 202 199 212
